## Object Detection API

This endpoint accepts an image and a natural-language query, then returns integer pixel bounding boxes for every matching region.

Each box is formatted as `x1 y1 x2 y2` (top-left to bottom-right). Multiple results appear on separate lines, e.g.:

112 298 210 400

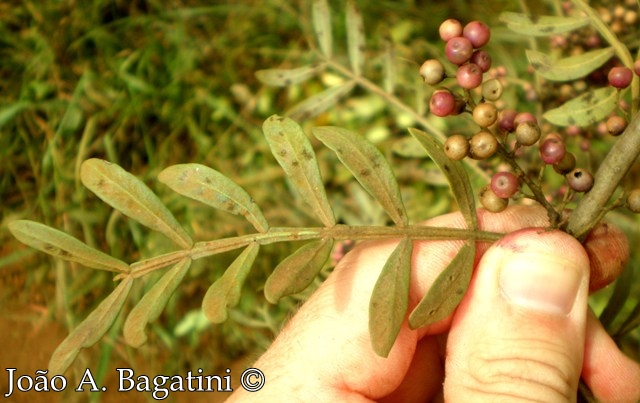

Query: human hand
227 205 640 402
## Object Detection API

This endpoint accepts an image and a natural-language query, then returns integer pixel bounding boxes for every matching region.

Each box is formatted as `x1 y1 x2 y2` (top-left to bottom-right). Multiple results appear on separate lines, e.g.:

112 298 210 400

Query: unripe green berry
479 185 508 213
472 102 498 128
553 152 577 175
515 121 541 146
627 189 640 213
481 78 503 101
469 130 498 159
444 134 469 160
419 59 446 85
606 115 627 136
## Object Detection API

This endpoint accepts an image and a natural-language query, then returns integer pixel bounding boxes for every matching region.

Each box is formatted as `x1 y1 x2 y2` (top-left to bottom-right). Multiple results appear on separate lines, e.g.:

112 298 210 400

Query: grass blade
312 0 332 58
8 220 129 273
543 87 617 127
409 240 476 328
81 159 193 249
123 258 191 348
49 276 133 375
264 238 333 303
346 0 365 76
369 238 413 357
526 47 614 82
263 115 336 227
500 12 590 36
286 81 356 121
314 126 408 226
409 128 477 230
255 63 327 87
202 243 260 323
158 163 269 233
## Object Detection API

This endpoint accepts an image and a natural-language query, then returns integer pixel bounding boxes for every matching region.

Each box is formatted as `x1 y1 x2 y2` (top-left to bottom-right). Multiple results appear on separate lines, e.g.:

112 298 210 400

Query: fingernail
499 249 583 316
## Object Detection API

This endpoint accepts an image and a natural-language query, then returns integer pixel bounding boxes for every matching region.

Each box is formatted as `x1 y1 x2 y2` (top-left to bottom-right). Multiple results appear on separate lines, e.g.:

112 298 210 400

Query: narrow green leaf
123 258 191 348
264 238 333 303
81 159 193 249
312 0 332 58
409 128 477 230
49 276 133 375
369 238 413 357
526 47 614 82
8 220 129 273
499 12 590 36
409 240 476 329
313 126 408 226
158 163 269 233
286 81 356 121
346 0 365 76
263 115 336 227
391 137 429 158
543 87 617 127
202 243 260 323
383 31 397 94
255 63 327 87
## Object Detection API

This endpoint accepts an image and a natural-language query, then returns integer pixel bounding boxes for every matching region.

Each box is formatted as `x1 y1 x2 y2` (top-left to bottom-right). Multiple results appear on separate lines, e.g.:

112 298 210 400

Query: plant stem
566 112 640 240
128 225 504 277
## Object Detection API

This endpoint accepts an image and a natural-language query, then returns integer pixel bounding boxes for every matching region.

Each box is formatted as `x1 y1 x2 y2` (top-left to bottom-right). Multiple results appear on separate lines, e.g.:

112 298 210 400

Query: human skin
227 205 640 402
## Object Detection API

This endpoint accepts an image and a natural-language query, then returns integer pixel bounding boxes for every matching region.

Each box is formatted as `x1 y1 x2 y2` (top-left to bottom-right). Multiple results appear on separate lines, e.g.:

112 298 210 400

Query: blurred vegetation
0 0 638 401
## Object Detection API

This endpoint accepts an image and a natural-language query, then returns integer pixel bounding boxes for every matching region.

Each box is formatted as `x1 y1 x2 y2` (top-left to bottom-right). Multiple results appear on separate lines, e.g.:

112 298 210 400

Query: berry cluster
417 18 636 217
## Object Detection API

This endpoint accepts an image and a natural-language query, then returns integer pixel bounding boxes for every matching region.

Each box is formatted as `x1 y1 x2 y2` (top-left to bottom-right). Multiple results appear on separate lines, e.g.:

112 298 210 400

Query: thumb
444 228 590 402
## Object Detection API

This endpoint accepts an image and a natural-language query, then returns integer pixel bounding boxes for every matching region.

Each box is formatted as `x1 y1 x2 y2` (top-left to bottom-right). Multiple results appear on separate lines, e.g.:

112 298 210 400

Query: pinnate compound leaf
312 0 332 58
123 258 191 348
526 47 614 82
499 12 590 36
409 128 477 230
8 220 129 273
346 0 365 76
202 243 260 323
543 87 617 127
255 64 327 87
263 115 335 227
313 126 408 226
409 240 475 329
286 81 356 121
158 163 269 233
81 159 193 249
264 238 333 303
369 238 413 357
49 276 133 375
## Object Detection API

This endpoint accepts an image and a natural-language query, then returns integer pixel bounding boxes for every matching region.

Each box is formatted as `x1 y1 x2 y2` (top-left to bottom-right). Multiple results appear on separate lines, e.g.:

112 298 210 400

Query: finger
582 309 640 402
444 228 589 401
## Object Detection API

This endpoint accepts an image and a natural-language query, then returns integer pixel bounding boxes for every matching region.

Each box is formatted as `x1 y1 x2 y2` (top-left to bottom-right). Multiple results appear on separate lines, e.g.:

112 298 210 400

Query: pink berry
514 112 537 127
498 109 517 133
456 63 483 89
566 168 594 192
490 171 519 198
608 66 633 89
470 50 492 72
539 135 566 164
429 89 455 117
463 21 491 48
445 36 474 65
439 19 463 42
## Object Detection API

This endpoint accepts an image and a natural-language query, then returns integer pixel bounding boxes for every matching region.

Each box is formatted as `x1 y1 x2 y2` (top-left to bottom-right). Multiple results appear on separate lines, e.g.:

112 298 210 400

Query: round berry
608 66 633 89
497 109 517 133
463 21 491 48
456 63 483 89
566 168 594 192
419 59 446 85
444 134 469 160
626 188 640 213
469 130 498 159
470 50 492 72
606 115 627 136
539 135 566 164
439 18 463 42
429 88 455 117
490 171 519 198
445 36 474 65
515 121 541 146
514 112 537 127
481 78 503 101
479 185 508 213
553 152 577 175
472 102 498 127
